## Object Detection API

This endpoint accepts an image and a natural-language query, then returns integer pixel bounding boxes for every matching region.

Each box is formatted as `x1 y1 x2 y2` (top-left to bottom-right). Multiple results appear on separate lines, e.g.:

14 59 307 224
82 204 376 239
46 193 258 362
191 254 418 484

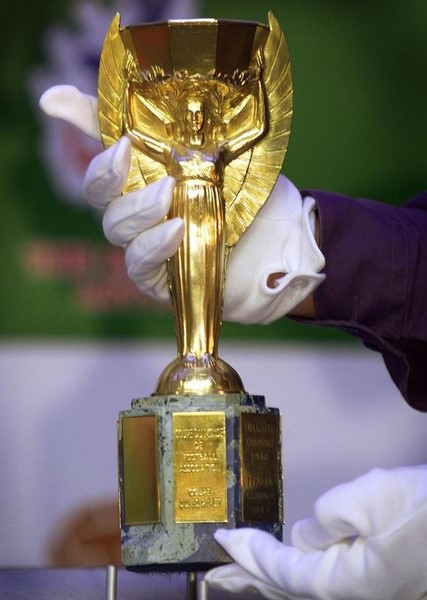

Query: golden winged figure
98 13 293 395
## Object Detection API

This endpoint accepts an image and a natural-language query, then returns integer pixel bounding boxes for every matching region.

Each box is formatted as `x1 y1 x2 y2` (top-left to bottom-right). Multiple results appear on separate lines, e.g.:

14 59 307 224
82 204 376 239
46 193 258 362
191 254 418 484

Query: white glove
205 465 427 600
39 85 325 322
223 175 324 324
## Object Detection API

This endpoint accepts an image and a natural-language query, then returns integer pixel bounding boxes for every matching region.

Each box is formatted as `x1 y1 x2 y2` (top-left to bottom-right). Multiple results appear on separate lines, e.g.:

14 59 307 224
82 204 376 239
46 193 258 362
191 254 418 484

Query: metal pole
105 565 118 600
186 571 198 600
197 579 209 600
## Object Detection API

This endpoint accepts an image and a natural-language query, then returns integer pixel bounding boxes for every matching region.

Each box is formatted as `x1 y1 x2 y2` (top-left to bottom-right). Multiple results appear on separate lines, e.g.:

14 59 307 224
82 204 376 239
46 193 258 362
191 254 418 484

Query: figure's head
183 96 205 134
174 78 222 143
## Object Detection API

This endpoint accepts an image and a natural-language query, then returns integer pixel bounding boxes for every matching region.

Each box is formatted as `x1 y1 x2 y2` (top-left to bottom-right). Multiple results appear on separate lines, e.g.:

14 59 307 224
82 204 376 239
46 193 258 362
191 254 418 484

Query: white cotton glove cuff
223 175 325 324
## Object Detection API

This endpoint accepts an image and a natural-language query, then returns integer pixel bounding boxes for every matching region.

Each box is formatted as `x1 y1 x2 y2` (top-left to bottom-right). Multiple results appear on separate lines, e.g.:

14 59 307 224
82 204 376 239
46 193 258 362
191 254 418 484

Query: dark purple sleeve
296 188 427 412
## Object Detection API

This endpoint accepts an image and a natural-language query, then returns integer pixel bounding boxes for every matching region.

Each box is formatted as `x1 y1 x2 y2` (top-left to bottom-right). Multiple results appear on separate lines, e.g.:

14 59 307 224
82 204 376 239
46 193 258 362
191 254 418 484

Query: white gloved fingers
205 563 297 600
124 217 184 298
131 264 171 303
83 137 131 209
211 527 325 599
212 529 305 594
212 524 427 600
292 465 427 552
39 84 100 140
212 527 341 599
103 176 176 246
125 218 185 275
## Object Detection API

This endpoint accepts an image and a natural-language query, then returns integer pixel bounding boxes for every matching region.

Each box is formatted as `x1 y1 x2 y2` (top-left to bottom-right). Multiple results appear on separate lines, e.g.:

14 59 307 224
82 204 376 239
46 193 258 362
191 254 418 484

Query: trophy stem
171 181 223 361
153 180 244 396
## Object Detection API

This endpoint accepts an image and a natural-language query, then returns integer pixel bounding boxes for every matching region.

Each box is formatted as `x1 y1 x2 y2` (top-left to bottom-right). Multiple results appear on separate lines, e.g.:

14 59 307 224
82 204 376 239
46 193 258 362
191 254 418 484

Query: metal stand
104 566 209 600
105 565 117 600
197 578 209 600
187 572 197 600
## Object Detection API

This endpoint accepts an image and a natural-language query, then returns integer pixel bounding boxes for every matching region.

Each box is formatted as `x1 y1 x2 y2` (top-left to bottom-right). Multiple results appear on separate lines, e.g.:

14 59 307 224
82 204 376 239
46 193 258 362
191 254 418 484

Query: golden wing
224 11 293 248
97 13 167 194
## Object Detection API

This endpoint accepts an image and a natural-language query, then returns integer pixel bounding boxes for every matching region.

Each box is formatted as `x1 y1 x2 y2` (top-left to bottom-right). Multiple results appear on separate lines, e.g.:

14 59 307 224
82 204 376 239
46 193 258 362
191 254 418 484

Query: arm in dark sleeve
296 188 427 411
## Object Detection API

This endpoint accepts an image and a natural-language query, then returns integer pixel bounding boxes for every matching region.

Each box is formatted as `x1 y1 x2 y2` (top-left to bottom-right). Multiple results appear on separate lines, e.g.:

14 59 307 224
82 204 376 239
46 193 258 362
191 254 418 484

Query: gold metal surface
120 415 160 525
98 13 292 395
173 412 227 523
240 413 282 522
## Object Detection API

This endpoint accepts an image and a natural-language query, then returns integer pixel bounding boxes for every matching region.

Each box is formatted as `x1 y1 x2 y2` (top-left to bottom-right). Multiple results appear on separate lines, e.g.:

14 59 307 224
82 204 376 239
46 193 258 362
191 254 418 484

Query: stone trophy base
117 393 283 572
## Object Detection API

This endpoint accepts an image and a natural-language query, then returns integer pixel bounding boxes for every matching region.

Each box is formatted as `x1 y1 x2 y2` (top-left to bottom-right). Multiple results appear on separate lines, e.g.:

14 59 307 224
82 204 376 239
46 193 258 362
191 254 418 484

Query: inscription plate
121 415 160 525
240 412 281 522
173 412 227 523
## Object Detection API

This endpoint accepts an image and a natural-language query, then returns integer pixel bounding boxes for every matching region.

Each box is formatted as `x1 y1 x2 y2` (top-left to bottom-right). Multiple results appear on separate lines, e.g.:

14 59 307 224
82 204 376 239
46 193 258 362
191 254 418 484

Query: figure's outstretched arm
221 78 267 163
122 80 172 163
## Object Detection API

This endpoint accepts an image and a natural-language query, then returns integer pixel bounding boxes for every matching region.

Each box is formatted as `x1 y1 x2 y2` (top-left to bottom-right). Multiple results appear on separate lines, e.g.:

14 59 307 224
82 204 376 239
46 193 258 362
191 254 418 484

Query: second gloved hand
40 84 325 323
205 465 427 600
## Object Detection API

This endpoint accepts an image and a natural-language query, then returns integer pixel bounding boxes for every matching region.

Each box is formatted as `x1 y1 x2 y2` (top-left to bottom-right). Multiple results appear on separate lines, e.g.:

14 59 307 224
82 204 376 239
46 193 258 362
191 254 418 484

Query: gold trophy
98 11 292 571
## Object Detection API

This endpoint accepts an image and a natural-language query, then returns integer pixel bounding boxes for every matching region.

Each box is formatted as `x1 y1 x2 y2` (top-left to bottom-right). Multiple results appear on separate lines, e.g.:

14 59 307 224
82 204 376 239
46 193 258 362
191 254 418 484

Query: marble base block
117 393 283 572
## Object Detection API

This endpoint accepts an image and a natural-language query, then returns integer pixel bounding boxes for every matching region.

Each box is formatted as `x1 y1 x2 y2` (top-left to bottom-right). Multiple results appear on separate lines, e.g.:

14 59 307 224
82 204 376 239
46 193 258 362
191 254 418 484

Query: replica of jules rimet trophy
98 11 292 571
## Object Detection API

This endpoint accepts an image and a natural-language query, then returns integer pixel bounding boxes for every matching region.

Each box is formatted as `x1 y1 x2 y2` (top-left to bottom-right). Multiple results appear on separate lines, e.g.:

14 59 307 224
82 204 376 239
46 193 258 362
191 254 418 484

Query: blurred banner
2 0 426 341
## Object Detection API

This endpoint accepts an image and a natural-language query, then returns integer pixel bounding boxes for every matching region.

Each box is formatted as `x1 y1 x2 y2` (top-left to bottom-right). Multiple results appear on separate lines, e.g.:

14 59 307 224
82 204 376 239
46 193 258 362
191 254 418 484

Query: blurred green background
1 0 426 342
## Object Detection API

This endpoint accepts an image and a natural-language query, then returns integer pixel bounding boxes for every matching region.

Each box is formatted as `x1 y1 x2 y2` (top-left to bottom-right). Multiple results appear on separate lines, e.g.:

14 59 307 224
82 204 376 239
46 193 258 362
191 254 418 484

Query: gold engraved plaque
173 412 227 523
240 412 281 522
121 415 160 525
